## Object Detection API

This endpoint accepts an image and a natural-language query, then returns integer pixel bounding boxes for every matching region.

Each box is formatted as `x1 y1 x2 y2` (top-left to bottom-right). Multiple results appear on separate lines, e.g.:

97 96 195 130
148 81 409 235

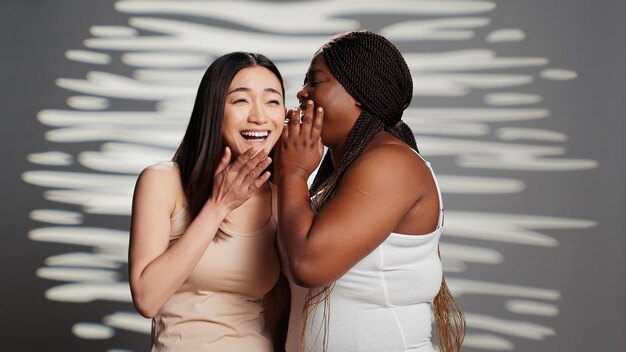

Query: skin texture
128 66 284 319
277 55 441 288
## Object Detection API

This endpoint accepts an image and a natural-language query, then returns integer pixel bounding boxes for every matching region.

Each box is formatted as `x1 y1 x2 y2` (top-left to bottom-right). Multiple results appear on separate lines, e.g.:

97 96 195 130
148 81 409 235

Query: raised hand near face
211 146 272 211
278 100 324 178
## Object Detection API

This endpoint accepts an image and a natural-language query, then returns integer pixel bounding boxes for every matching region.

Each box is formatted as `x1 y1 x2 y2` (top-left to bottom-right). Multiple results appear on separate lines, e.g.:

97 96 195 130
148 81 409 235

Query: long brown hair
172 52 284 222
304 31 465 351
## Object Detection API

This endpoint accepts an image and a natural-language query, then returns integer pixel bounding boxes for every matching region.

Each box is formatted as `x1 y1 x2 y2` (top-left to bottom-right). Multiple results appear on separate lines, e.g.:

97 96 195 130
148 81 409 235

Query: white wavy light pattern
23 0 597 350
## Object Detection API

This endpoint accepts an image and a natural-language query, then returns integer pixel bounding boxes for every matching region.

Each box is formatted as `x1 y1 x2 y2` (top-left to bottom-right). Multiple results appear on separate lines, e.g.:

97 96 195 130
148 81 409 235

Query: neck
330 141 347 168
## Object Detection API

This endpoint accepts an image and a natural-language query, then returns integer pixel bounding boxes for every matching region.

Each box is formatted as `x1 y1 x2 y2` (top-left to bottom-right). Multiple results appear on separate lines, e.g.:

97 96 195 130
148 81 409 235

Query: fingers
311 105 323 139
236 149 269 183
229 147 258 173
249 171 271 192
318 137 325 156
288 107 301 136
211 147 272 210
245 155 272 181
241 153 271 194
299 100 314 137
215 146 232 175
277 101 324 177
287 101 323 141
283 109 295 139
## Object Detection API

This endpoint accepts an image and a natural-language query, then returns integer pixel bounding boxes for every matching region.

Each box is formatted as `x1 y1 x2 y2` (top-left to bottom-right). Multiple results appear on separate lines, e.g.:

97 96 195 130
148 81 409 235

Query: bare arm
277 104 429 288
129 147 271 317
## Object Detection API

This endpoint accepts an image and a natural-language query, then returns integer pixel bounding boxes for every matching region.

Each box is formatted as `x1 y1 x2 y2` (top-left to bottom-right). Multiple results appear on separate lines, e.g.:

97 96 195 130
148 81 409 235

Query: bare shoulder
142 161 177 173
138 162 181 186
347 137 431 187
135 162 185 213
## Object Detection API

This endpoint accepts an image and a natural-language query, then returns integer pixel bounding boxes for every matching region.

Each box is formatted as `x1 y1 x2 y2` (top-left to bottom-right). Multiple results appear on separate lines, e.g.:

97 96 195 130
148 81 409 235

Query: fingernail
317 107 323 112
307 100 313 105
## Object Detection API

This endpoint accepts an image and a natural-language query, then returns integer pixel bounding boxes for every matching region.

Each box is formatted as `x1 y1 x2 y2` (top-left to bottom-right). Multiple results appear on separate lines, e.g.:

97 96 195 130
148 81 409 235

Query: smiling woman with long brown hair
128 52 288 352
277 31 465 352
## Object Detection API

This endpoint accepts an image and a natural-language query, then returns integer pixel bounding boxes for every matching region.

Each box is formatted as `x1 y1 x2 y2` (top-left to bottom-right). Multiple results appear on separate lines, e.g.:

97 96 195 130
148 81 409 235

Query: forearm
130 200 229 317
277 169 317 277
277 103 326 285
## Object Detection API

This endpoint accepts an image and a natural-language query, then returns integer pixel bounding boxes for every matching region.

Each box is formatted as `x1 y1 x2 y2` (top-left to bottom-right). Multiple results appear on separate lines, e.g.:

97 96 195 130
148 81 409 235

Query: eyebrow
307 69 325 77
227 87 282 96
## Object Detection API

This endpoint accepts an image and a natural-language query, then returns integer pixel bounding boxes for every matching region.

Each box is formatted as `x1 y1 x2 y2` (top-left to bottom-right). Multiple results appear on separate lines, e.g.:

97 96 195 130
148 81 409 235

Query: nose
296 85 308 105
247 101 268 124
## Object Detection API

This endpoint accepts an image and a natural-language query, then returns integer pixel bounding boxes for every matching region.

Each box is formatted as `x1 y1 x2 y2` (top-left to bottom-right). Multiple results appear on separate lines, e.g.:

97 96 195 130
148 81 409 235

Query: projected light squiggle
24 0 597 350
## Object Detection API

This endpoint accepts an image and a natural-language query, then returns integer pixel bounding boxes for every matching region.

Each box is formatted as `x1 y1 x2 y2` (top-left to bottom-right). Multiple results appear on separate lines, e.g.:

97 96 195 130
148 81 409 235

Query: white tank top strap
409 148 444 228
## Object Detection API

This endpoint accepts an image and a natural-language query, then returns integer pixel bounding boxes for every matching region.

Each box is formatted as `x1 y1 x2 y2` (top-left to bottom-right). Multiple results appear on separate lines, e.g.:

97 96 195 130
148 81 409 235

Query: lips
240 130 269 141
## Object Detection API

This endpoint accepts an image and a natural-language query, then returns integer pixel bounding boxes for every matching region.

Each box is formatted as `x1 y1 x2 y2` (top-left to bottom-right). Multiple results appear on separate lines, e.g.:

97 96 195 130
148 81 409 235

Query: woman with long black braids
277 31 465 352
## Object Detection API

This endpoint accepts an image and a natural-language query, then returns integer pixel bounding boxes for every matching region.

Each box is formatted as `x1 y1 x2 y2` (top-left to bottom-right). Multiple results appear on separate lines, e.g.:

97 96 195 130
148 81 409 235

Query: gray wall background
1 0 624 351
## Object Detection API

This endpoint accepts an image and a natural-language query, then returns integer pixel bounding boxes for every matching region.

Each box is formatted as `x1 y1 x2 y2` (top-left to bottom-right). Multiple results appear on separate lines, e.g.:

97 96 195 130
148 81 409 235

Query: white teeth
241 131 269 138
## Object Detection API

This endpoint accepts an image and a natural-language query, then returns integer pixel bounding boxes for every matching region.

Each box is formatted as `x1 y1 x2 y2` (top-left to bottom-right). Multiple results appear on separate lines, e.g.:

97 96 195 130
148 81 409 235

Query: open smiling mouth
240 130 270 142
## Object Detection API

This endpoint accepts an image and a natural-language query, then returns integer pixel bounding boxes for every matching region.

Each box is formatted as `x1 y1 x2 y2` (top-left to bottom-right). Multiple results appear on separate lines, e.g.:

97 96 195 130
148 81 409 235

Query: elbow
130 287 161 318
289 258 334 288
132 296 160 318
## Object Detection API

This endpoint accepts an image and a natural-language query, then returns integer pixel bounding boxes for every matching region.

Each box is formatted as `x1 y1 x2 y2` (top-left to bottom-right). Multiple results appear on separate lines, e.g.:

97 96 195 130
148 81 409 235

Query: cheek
269 111 285 144
267 108 285 130
269 108 286 124
269 122 283 138
319 115 336 146
311 86 342 114
222 107 237 129
221 107 243 143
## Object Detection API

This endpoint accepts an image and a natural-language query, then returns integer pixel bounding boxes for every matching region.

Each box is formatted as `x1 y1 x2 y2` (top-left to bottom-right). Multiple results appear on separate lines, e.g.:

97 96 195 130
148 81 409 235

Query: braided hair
302 31 465 352
309 30 418 206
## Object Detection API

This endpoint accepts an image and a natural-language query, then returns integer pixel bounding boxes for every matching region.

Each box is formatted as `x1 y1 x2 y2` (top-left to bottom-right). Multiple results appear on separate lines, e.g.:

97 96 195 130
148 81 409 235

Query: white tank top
282 154 443 352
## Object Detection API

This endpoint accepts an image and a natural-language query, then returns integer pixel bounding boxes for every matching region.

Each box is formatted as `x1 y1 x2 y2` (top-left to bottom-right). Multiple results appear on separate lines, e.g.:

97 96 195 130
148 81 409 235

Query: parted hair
305 31 465 352
172 52 284 223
